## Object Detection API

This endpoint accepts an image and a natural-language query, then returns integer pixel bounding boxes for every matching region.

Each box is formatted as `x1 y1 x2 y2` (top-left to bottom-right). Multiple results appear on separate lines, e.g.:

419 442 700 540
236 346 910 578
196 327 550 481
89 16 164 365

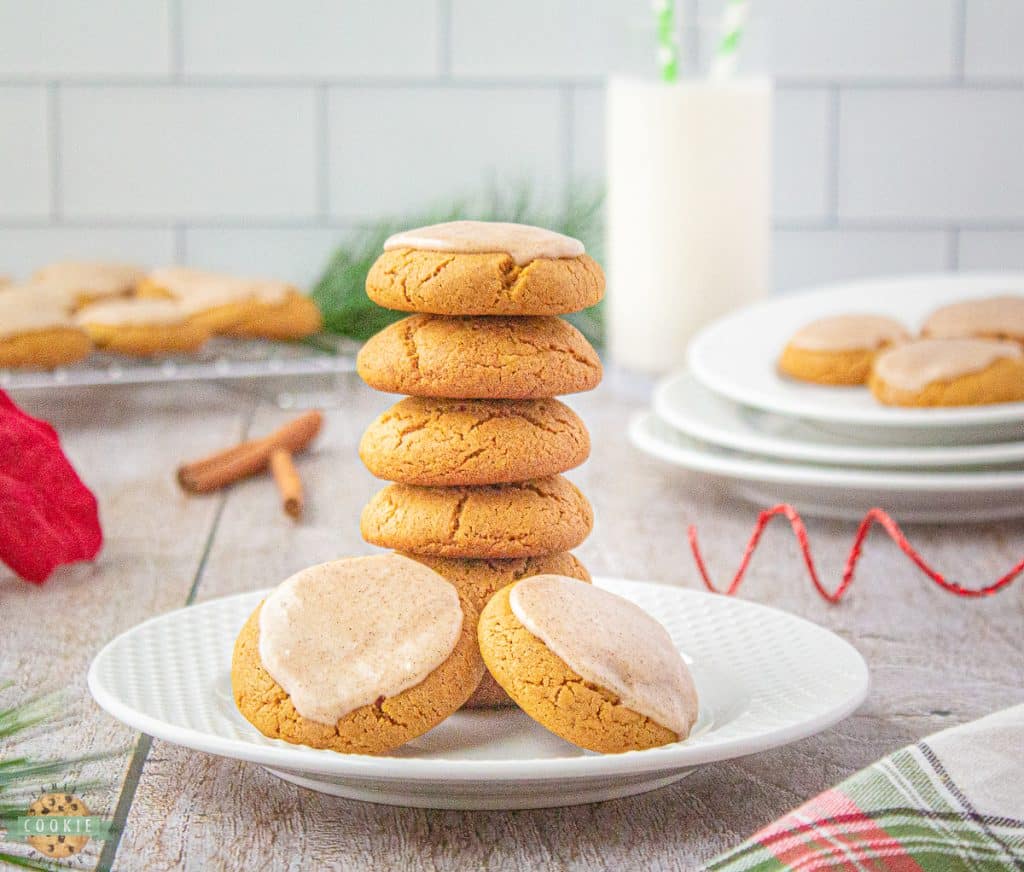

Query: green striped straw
710 0 750 80
653 0 678 83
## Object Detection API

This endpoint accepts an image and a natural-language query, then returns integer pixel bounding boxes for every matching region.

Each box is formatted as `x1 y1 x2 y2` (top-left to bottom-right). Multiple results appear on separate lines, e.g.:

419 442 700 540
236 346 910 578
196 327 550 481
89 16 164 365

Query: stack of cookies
356 221 605 707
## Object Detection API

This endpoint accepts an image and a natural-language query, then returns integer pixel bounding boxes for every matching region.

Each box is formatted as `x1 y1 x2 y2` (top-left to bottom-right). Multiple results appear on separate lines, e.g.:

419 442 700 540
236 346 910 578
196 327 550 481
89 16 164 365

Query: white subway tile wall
0 0 1022 289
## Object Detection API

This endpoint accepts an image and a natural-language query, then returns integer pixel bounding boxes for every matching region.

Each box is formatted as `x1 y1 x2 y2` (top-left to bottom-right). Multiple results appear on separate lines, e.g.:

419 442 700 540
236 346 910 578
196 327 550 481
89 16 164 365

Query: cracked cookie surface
232 594 483 755
366 249 604 316
406 552 591 707
361 476 593 558
478 584 679 752
356 314 602 398
360 397 590 486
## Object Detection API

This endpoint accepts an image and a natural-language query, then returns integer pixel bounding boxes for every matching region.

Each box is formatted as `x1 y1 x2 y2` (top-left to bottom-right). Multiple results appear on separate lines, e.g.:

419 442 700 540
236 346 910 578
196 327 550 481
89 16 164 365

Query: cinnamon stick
270 449 303 519
177 410 322 494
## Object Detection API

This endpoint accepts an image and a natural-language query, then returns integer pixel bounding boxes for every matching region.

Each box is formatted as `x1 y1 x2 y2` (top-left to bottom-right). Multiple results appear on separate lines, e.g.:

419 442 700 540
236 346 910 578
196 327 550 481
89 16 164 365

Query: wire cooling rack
0 336 358 391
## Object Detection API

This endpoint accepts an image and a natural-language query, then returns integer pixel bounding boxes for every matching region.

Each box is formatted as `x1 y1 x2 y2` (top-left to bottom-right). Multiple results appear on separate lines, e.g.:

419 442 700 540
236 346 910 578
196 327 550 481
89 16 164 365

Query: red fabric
0 390 102 583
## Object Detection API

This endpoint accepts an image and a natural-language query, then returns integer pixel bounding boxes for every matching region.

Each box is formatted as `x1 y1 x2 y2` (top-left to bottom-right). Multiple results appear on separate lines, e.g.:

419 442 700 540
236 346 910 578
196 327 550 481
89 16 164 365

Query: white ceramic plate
655 370 1024 469
687 273 1024 444
630 410 1024 522
88 580 868 810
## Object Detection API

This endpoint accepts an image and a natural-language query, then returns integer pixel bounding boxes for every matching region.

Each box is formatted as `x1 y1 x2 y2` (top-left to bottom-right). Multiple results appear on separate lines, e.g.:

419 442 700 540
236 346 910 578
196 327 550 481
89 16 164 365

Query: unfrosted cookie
75 299 209 356
361 476 593 558
478 577 698 753
0 290 92 369
367 221 604 316
232 555 483 755
869 338 1024 407
922 295 1024 345
357 314 602 399
360 397 590 486
33 260 145 308
405 552 591 708
140 267 321 338
779 314 910 385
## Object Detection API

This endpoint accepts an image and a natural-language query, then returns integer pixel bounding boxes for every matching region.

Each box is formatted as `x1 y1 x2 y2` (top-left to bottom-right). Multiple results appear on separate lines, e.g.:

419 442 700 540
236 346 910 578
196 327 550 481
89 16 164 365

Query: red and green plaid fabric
709 715 1024 870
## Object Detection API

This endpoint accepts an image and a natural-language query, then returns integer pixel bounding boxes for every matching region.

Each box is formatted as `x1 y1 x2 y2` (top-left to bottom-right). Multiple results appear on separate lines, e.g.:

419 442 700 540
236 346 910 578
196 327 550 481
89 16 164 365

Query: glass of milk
606 74 772 373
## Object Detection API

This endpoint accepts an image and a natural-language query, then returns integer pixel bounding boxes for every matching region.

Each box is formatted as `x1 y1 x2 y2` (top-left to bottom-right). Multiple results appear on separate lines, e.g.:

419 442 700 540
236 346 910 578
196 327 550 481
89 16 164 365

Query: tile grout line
953 0 968 82
562 83 575 195
47 81 61 221
97 401 256 871
948 227 961 270
169 0 184 80
438 0 453 79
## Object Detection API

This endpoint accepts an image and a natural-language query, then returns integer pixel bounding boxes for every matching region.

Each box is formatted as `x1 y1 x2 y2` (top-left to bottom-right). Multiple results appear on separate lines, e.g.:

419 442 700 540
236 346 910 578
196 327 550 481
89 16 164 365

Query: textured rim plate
654 370 1024 469
631 411 1024 522
687 273 1024 440
88 579 868 809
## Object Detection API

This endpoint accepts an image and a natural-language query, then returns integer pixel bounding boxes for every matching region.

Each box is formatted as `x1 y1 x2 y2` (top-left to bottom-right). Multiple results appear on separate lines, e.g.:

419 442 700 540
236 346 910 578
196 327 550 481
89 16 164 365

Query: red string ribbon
688 504 1024 603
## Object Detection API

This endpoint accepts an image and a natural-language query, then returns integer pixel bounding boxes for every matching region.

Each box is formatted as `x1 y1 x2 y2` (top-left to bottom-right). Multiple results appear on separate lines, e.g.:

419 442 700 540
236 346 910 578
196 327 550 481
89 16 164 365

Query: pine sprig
311 183 606 347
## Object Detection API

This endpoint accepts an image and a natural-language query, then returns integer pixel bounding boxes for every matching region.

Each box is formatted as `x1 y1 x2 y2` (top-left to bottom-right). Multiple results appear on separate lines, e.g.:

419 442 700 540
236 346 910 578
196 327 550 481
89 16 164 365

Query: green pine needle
311 183 606 347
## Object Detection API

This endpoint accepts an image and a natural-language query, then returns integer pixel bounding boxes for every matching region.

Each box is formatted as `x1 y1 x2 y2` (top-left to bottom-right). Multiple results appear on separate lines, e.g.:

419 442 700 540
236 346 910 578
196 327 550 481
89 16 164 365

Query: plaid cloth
708 704 1024 871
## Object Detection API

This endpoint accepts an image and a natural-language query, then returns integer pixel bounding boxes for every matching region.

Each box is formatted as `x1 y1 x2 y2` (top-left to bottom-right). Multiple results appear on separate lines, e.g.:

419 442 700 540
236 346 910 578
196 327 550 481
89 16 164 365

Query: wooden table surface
4 372 1023 871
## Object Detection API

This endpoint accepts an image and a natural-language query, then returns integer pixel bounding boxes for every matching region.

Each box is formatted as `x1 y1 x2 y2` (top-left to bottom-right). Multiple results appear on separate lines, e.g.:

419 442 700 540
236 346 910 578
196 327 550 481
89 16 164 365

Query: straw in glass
710 0 750 80
653 0 678 83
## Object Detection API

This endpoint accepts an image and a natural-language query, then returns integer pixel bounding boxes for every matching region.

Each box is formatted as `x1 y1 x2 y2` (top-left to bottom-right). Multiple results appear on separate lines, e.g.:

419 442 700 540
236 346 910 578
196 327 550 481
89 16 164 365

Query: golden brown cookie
921 295 1024 344
869 338 1024 407
360 397 590 486
232 560 484 755
478 583 680 752
361 476 593 558
405 552 591 708
0 291 92 368
220 291 322 340
25 793 91 859
779 314 910 385
367 249 604 316
75 299 210 356
357 314 602 399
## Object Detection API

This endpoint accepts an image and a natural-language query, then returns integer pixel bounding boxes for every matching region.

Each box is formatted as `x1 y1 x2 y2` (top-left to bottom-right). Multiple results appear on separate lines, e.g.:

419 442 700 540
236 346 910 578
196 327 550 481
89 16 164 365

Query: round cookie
0 290 92 369
405 552 591 708
33 260 145 308
478 578 698 753
357 314 602 399
232 555 484 755
922 295 1024 345
367 220 604 316
360 397 590 486
140 267 321 338
25 793 91 859
869 337 1024 407
75 299 210 356
361 476 593 558
779 314 910 385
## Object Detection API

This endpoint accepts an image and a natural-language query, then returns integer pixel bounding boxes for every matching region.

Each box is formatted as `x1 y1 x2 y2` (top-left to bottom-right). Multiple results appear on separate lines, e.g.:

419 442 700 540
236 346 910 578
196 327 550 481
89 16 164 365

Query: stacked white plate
629 273 1024 523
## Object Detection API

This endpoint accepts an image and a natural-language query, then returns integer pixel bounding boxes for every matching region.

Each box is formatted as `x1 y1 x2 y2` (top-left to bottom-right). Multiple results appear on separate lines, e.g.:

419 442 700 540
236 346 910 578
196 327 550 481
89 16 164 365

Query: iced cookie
75 299 209 356
478 576 698 752
779 314 910 385
922 295 1024 345
139 267 322 338
406 553 591 708
361 476 593 559
869 338 1024 407
0 290 92 369
33 260 145 308
232 554 484 755
357 314 602 399
367 221 604 316
360 397 590 486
